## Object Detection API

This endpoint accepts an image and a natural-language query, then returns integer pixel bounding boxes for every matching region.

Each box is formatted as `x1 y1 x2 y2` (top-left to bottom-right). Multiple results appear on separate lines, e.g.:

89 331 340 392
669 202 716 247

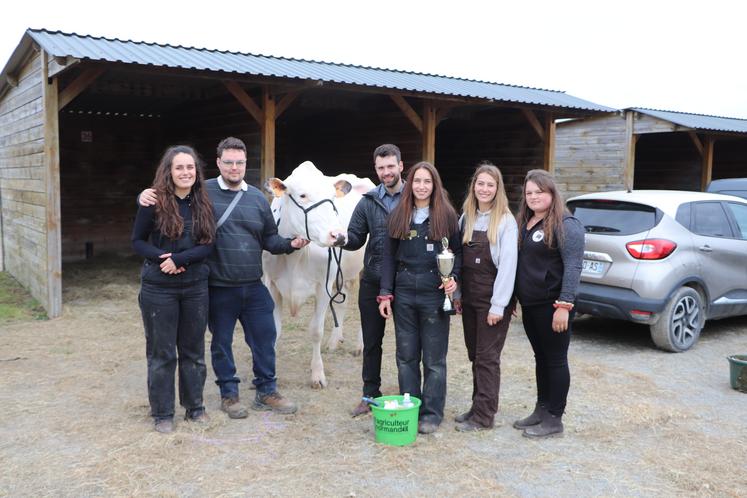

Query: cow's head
265 161 346 247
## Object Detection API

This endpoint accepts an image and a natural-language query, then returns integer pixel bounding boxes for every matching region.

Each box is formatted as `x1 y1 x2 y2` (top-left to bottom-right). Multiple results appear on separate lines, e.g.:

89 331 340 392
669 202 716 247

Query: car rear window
567 200 658 235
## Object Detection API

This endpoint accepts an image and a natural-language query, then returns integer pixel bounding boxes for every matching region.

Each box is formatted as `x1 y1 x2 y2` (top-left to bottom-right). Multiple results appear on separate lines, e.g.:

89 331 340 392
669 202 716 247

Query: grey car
566 190 747 352
706 177 747 200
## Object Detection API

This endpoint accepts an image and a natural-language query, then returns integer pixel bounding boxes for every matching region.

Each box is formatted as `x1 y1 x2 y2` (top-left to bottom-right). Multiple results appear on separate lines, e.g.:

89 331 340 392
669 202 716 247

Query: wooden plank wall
553 113 627 199
633 132 701 190
711 138 747 180
59 111 166 260
59 91 262 262
275 92 420 183
0 50 49 309
436 107 546 209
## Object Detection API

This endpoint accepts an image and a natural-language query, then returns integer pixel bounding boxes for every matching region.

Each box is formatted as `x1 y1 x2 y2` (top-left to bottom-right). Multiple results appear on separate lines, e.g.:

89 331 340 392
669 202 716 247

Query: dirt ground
1 256 746 497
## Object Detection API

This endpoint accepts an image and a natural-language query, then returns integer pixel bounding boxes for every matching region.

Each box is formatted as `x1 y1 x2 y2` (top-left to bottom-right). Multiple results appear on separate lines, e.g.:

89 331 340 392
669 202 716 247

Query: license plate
582 259 606 275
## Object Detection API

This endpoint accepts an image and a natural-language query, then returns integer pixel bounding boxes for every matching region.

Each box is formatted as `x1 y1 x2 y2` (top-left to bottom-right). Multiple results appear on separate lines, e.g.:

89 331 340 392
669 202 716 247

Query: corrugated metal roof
631 108 747 134
11 28 613 113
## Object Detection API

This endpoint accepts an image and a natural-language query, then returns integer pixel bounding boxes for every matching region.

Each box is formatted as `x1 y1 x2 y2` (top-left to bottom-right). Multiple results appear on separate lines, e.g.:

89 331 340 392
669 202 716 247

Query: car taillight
625 239 677 260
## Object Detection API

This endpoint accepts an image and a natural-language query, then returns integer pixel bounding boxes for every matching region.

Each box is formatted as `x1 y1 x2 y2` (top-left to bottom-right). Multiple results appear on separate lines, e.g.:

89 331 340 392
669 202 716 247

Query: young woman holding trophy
378 162 461 435
452 162 518 432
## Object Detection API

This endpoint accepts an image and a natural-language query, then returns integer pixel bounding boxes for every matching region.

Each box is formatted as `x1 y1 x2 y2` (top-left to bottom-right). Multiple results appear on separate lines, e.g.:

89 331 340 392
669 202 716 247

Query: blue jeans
139 281 208 420
208 282 278 398
392 269 450 425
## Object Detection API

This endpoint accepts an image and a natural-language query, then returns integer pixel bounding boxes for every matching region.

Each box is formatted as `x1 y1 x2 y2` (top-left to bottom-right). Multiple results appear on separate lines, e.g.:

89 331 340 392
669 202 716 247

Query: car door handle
699 245 713 253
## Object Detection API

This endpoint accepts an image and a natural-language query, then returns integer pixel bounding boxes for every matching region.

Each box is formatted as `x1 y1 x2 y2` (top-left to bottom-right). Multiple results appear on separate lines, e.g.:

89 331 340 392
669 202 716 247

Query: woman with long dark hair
453 161 518 432
513 169 584 438
132 145 216 433
378 162 461 434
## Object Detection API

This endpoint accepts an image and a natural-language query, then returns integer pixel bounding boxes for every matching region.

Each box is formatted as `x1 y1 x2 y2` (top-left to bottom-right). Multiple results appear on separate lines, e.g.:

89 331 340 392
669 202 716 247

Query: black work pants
521 302 573 416
393 270 450 425
139 281 208 420
359 278 386 398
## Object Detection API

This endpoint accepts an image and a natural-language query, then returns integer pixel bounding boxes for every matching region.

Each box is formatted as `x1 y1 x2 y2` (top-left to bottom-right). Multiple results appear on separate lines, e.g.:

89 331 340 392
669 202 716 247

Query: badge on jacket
532 230 544 243
408 229 417 239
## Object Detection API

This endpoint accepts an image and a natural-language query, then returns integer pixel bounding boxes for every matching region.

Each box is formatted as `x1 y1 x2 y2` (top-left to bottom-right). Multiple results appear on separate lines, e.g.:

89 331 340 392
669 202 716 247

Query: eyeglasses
221 159 247 167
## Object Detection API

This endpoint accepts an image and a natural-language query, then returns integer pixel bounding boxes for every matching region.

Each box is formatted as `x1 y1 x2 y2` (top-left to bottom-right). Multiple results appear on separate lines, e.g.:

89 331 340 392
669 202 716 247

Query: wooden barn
554 108 747 198
0 28 612 317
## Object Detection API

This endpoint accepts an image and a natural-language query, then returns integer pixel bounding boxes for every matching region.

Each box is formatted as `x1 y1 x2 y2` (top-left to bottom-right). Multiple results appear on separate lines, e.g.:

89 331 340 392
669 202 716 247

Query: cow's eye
299 194 306 199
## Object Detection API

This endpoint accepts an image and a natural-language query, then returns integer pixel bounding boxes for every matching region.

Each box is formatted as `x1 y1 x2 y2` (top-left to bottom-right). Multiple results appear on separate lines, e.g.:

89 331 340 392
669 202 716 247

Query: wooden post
41 51 62 318
701 137 714 191
623 110 636 191
261 86 276 185
543 113 555 174
422 102 436 164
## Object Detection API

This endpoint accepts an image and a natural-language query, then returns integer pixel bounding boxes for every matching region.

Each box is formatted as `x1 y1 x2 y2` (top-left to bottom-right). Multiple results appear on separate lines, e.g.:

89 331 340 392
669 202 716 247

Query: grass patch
0 272 47 323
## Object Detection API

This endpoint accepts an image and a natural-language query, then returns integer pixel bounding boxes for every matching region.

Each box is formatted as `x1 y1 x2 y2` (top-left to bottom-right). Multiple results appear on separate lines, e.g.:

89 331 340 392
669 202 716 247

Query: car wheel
650 287 704 352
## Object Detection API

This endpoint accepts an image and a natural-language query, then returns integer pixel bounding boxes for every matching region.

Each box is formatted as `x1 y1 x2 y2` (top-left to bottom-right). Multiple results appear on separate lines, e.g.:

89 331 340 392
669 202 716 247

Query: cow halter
286 194 338 241
285 194 346 327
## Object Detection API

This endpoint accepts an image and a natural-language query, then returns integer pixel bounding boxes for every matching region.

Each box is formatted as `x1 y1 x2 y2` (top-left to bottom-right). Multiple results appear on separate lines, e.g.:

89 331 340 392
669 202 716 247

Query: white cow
263 161 373 388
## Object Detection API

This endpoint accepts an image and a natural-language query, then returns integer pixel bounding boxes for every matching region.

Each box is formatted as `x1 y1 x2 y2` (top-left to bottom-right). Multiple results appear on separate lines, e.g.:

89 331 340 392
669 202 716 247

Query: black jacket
344 188 393 284
515 215 585 306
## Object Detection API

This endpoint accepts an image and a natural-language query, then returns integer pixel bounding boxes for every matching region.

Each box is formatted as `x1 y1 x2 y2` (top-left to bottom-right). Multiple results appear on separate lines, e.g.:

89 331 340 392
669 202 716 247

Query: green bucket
727 355 747 393
371 395 421 446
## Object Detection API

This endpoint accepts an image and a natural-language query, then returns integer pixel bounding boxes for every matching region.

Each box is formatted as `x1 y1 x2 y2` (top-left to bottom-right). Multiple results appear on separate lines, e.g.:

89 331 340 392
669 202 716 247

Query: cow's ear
334 180 352 198
264 178 286 197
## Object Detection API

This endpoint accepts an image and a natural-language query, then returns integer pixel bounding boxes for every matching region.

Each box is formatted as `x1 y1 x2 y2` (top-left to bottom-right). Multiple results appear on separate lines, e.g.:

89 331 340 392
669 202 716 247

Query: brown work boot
351 400 371 417
253 391 298 414
154 418 174 434
454 410 472 423
455 419 491 432
221 397 249 419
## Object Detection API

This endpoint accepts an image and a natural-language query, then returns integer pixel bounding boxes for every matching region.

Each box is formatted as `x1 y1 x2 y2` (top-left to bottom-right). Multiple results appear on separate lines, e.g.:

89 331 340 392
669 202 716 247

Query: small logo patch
475 258 481 264
426 243 434 252
532 230 544 243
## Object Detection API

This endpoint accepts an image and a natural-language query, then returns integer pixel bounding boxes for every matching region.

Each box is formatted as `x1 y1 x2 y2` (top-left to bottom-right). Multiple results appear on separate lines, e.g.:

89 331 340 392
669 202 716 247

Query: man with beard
343 144 406 417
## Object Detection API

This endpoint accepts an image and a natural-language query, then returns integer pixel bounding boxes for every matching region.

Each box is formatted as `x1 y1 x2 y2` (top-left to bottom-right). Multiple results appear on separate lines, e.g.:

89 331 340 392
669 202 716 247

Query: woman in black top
513 169 584 438
132 145 215 433
378 162 461 435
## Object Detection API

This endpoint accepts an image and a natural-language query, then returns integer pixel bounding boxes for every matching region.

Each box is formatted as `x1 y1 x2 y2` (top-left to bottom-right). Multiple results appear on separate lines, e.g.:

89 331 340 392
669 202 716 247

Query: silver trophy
436 237 455 313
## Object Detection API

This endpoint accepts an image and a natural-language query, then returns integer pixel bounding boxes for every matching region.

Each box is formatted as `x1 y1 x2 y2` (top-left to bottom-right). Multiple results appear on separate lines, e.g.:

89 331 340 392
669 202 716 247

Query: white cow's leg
325 289 346 352
353 325 363 357
268 282 283 342
309 290 328 388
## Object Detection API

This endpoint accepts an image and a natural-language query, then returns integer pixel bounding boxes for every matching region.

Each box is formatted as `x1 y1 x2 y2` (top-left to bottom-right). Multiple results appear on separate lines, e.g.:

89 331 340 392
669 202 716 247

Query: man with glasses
139 137 309 418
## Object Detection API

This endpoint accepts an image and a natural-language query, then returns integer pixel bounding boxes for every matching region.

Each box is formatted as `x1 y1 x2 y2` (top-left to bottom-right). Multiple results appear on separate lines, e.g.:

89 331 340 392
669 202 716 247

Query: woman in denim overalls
378 162 461 435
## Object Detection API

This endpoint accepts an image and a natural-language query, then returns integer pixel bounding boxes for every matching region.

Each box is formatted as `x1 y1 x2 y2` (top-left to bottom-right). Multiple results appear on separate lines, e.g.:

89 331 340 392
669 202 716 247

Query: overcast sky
2 0 745 119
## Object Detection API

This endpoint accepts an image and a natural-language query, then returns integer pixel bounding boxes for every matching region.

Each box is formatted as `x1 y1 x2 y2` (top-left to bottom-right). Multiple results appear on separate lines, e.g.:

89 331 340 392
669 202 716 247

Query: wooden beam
57 67 105 111
48 56 80 78
41 51 62 318
275 90 299 119
688 131 704 156
623 110 636 191
700 137 714 191
543 113 556 174
224 80 264 125
261 86 276 185
5 74 18 88
521 108 545 141
422 102 436 163
390 95 423 133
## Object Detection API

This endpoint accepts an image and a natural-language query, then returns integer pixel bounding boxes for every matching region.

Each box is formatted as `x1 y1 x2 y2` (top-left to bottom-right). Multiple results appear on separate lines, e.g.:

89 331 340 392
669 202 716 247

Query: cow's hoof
325 338 343 352
310 378 327 389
